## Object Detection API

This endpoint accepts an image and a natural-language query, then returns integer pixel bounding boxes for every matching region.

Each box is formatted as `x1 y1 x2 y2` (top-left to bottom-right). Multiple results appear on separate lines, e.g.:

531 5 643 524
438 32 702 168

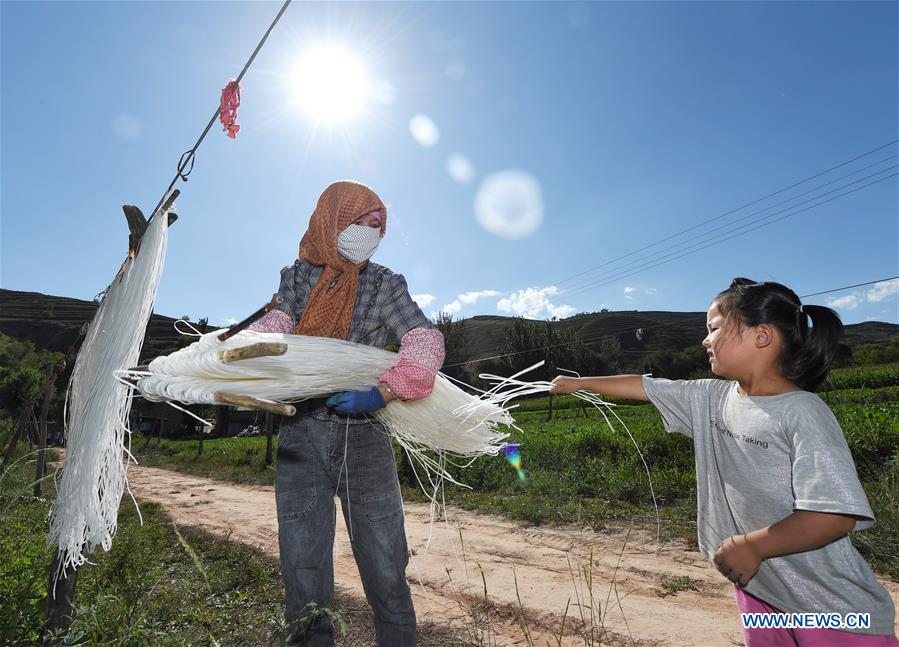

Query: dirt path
125 463 899 646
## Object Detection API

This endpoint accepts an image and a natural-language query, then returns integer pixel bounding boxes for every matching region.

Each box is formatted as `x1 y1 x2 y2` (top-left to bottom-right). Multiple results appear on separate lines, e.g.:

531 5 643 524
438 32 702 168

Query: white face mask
337 224 382 264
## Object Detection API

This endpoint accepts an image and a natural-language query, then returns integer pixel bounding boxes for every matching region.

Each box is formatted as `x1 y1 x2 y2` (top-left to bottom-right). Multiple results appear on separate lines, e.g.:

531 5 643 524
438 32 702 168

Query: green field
136 364 899 580
0 450 290 645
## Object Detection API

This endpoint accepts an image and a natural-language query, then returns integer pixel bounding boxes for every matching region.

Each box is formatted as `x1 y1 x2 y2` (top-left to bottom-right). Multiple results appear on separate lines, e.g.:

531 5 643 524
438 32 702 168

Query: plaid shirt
272 259 433 348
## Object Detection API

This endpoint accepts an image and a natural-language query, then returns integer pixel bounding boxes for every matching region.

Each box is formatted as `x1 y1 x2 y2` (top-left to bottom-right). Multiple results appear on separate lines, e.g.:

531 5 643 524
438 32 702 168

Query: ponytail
715 278 844 391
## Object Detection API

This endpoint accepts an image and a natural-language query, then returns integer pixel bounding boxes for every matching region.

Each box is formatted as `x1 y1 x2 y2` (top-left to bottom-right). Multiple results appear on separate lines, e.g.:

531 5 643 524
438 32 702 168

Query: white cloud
826 295 862 310
442 301 462 314
496 286 574 319
409 114 439 147
826 279 899 312
411 293 435 308
441 289 499 314
644 287 657 295
474 170 543 239
867 278 899 303
624 286 637 294
226 317 238 325
458 290 500 304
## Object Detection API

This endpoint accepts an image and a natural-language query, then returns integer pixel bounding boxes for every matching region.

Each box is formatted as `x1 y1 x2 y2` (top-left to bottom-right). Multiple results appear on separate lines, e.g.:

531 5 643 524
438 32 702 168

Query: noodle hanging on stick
48 198 173 578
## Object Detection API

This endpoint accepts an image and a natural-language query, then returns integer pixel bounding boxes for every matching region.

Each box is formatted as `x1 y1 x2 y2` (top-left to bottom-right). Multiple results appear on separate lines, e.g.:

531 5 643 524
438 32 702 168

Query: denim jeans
275 410 417 646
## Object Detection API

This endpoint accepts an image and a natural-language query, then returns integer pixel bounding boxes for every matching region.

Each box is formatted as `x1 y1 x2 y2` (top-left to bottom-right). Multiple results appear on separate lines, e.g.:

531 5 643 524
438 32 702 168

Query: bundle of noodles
120 332 662 538
117 330 518 489
48 203 170 577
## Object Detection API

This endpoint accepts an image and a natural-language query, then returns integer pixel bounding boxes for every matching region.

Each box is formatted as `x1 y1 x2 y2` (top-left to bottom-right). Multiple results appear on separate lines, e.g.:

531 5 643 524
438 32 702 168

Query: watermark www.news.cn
742 612 871 630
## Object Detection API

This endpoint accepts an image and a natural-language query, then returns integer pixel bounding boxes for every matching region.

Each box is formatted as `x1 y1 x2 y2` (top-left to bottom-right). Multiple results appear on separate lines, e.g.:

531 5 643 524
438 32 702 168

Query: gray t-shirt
643 376 895 635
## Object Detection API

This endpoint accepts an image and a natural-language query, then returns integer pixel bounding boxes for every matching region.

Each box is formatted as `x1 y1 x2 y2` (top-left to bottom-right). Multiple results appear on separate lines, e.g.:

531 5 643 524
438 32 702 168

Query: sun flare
292 48 370 123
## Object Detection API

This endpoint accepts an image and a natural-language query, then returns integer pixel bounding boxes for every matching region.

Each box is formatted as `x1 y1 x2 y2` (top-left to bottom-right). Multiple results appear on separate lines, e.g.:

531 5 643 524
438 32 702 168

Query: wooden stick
213 392 295 417
35 363 54 498
218 295 284 342
264 412 274 466
161 189 180 214
42 552 79 646
216 342 287 364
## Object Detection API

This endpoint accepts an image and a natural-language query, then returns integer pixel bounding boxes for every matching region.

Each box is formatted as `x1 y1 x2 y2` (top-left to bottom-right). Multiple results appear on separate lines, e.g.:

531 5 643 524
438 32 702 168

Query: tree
502 319 593 382
596 335 623 374
433 312 468 381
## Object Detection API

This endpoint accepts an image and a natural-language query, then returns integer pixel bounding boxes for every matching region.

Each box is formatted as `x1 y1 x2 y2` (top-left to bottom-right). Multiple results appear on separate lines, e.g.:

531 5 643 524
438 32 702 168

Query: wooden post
42 553 78 646
27 409 39 448
196 415 204 457
140 419 153 451
35 363 54 498
264 412 274 466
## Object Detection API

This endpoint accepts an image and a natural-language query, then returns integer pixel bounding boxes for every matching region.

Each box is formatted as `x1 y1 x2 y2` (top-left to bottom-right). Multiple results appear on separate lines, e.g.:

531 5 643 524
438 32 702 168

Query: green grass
0 445 498 645
825 363 899 391
135 381 899 581
0 449 291 645
139 434 276 486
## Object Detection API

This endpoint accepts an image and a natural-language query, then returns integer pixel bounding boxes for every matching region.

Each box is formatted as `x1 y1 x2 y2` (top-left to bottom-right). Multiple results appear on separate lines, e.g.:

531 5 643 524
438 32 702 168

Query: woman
252 180 444 646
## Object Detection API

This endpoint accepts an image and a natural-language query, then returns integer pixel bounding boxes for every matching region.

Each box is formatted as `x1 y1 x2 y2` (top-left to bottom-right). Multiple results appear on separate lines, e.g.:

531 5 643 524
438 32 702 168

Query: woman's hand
714 534 763 586
326 387 386 414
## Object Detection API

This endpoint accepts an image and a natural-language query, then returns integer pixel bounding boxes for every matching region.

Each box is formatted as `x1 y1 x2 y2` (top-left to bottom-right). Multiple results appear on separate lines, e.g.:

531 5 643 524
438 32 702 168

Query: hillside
0 288 188 363
2 288 896 367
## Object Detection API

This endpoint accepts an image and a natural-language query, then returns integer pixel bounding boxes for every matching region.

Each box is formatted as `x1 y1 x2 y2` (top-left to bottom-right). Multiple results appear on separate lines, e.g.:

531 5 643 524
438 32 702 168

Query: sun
292 48 370 123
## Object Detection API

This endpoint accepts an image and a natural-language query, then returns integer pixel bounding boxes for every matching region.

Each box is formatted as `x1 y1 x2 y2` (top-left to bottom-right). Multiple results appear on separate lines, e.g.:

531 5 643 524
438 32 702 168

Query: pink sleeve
379 327 445 401
249 309 294 334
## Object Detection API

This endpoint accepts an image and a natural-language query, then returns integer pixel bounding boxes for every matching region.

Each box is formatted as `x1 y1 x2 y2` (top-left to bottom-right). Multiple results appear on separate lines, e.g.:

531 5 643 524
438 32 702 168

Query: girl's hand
549 376 578 395
714 534 763 586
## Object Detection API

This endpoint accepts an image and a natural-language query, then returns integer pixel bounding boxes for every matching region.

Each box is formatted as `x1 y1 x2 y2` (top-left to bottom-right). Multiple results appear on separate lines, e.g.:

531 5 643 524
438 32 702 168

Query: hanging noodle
48 201 172 579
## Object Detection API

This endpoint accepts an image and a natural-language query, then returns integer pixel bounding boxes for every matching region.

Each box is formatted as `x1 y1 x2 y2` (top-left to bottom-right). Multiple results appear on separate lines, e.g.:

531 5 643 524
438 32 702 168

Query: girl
551 278 897 646
251 181 444 646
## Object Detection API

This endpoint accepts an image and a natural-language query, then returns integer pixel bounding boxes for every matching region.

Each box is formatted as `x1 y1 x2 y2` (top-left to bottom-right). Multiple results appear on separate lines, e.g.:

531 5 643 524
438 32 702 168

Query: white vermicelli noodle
119 331 516 490
48 204 170 579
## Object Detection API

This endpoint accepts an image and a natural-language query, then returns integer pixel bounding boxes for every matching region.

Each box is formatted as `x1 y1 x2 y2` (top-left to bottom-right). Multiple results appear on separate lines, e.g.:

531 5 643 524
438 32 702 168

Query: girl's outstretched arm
713 510 857 586
550 375 648 401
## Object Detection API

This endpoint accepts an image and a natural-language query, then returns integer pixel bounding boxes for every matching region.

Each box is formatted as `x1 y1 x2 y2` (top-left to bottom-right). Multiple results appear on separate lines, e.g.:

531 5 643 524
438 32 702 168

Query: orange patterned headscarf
294 181 387 340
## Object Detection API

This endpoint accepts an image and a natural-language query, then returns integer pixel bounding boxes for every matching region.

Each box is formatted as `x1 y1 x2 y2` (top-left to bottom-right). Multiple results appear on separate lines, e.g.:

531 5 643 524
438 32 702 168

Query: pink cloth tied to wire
219 80 241 139
251 310 444 401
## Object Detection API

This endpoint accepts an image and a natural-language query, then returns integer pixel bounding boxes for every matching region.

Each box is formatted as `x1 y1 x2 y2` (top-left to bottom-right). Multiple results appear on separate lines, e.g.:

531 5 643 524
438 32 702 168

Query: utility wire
562 173 897 300
448 145 897 340
555 140 897 287
561 160 897 295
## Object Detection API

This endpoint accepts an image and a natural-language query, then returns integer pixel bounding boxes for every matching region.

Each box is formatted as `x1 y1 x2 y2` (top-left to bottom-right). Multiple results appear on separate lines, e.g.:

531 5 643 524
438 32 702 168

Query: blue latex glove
326 387 386 415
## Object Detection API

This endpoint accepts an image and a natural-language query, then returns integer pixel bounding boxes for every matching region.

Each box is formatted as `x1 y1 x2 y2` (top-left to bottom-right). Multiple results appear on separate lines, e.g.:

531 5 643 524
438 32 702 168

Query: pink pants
734 586 898 646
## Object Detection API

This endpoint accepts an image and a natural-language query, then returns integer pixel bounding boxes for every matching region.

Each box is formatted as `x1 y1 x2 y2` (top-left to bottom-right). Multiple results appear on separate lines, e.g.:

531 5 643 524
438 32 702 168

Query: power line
801 276 899 298
444 142 897 336
555 140 898 287
561 172 897 300
560 160 897 295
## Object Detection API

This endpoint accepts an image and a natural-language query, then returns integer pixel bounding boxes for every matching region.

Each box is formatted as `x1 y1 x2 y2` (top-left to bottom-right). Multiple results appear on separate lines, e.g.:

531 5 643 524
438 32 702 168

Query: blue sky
2 1 897 328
